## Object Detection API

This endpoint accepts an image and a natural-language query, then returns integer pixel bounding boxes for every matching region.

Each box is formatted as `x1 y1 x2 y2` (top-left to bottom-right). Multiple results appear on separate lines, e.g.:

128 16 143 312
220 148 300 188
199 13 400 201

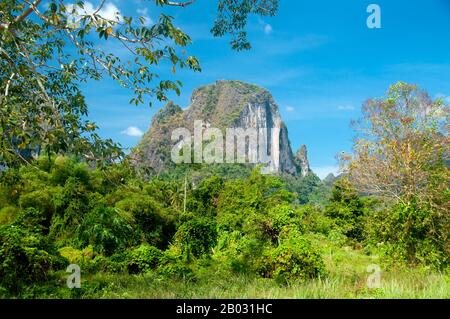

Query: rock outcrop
132 80 309 176
294 145 311 177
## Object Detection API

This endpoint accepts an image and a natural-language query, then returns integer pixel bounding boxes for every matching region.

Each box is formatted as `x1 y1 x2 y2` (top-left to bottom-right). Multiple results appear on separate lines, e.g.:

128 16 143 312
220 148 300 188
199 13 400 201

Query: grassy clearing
58 266 448 299
33 236 449 299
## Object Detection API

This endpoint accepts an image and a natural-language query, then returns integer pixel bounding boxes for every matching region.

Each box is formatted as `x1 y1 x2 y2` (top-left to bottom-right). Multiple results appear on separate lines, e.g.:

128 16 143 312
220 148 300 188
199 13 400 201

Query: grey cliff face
231 89 298 175
132 80 310 176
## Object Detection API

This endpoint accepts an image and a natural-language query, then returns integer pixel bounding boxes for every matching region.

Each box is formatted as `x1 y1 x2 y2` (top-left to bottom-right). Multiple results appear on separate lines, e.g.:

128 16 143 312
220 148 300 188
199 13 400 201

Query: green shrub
188 176 224 217
50 155 77 185
106 251 132 273
325 180 367 241
115 194 177 249
48 177 92 241
175 217 217 258
0 170 22 207
364 202 449 269
0 225 65 293
76 206 134 256
327 229 347 246
58 245 94 264
19 189 54 218
158 246 194 280
58 245 129 274
13 207 47 233
264 204 303 242
261 230 325 282
214 231 268 274
0 206 19 225
298 204 334 236
84 255 109 273
128 244 162 274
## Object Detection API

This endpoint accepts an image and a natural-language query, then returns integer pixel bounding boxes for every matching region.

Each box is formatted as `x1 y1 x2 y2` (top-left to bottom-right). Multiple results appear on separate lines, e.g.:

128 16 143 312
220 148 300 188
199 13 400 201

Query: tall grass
65 268 447 299
18 234 449 299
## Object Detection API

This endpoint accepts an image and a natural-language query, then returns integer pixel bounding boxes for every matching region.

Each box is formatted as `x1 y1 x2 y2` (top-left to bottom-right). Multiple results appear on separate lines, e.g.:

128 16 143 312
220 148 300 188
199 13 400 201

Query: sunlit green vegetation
0 154 448 298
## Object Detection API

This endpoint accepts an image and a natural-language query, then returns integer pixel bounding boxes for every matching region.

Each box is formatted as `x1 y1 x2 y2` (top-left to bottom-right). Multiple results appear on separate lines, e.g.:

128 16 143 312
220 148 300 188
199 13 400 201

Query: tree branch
93 0 106 15
0 0 42 30
164 0 196 7
4 73 15 97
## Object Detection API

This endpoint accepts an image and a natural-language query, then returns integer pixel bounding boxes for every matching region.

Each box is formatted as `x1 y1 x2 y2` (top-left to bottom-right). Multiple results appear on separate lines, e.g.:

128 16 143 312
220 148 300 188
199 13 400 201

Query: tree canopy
342 82 449 210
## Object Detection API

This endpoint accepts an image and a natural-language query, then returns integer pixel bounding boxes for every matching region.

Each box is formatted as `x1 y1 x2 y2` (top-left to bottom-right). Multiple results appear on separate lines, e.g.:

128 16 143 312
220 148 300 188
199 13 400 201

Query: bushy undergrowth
0 156 447 297
364 202 449 269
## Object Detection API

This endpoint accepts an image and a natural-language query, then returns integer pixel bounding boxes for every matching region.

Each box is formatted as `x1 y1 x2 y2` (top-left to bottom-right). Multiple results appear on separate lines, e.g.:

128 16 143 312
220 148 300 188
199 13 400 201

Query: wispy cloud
286 106 295 112
337 105 355 111
257 18 273 35
121 126 144 137
264 24 273 35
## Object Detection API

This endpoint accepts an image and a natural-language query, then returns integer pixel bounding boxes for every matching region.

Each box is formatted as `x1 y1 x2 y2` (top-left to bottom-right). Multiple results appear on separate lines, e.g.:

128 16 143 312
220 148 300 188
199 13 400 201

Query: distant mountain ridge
131 80 311 176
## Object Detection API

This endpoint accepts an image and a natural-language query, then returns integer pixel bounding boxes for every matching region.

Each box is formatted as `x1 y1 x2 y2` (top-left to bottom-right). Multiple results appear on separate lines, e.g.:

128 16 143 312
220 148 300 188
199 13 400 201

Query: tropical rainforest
0 0 449 298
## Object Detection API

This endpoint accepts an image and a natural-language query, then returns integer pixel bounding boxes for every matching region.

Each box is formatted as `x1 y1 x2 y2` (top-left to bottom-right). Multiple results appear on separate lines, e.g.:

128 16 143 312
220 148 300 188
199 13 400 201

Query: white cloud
257 18 273 35
137 7 153 26
121 126 144 137
100 2 122 21
311 166 340 179
337 105 355 111
66 1 122 24
286 106 295 112
264 24 273 35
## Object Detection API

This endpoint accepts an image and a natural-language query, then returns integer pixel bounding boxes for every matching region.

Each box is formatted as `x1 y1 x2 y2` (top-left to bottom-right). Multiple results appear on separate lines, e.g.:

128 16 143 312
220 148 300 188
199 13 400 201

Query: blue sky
79 0 450 178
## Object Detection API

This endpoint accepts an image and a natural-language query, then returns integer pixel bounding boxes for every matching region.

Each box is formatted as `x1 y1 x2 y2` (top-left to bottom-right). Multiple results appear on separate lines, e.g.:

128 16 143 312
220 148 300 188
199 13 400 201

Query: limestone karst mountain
131 80 310 176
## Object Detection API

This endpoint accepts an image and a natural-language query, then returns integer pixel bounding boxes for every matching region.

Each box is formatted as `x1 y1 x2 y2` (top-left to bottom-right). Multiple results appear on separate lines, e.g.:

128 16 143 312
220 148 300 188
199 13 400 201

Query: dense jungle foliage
0 153 448 298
